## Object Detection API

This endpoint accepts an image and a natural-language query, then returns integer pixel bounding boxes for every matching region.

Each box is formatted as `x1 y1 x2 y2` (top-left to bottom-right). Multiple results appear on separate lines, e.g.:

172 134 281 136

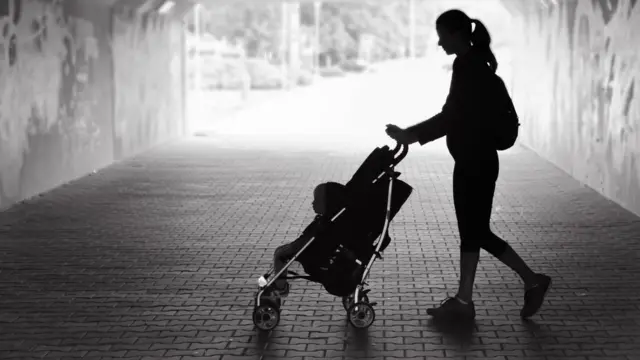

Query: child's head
313 182 347 216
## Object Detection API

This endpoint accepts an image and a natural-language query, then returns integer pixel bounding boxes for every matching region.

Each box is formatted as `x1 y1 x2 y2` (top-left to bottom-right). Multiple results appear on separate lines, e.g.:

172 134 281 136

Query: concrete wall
508 0 640 216
112 6 185 159
0 0 185 209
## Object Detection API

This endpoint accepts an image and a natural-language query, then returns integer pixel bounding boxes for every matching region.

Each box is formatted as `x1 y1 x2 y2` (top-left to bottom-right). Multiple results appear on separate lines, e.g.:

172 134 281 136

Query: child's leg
272 239 307 293
273 243 295 291
273 245 290 280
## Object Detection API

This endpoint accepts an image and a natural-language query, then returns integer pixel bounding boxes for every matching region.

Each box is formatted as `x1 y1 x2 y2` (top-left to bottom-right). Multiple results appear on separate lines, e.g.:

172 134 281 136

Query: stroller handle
391 140 409 166
391 141 402 156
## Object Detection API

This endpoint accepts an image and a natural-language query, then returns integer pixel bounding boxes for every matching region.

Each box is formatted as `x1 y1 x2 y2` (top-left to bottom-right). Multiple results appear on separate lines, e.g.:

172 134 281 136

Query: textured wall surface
508 0 640 216
0 0 184 209
112 10 184 159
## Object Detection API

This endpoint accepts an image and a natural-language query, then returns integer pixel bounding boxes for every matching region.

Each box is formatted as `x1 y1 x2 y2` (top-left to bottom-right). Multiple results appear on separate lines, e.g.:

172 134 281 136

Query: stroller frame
253 141 410 331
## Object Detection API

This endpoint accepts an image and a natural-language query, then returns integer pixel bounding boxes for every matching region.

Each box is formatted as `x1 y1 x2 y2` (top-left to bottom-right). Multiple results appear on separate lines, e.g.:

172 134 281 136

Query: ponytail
470 19 498 73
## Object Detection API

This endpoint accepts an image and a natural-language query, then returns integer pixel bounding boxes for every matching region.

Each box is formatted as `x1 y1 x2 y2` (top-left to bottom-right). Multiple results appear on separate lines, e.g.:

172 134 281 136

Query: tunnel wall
0 0 185 210
112 7 185 159
508 0 640 216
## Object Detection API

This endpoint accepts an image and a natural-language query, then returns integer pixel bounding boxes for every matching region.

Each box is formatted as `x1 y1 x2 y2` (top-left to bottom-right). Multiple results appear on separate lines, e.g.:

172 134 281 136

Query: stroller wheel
342 294 369 312
347 302 375 329
253 299 280 331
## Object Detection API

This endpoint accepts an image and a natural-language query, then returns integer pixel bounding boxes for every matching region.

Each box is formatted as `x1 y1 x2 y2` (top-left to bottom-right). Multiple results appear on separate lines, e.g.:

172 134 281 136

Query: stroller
252 141 413 331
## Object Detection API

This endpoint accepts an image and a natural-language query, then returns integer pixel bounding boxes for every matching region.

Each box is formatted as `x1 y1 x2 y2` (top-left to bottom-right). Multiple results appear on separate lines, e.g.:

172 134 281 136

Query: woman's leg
466 173 538 286
483 224 552 318
454 154 507 303
465 159 552 318
486 235 536 286
454 164 482 304
427 164 479 319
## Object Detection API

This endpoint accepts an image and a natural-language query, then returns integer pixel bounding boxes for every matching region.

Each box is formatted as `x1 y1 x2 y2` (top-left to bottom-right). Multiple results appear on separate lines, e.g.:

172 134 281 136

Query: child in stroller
271 181 348 297
253 142 413 331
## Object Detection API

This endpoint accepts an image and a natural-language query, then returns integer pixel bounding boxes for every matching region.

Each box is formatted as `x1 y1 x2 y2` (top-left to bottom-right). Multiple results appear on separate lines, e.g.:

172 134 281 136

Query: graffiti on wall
112 11 183 159
60 16 103 167
510 0 640 215
0 0 185 210
0 0 103 207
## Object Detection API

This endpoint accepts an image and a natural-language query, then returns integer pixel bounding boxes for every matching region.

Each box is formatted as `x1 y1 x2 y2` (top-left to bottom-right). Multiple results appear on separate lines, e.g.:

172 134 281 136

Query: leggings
453 154 508 257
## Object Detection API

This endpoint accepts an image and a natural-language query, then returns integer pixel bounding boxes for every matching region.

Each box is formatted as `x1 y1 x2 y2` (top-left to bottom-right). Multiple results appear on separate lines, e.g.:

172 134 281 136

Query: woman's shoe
521 274 552 318
427 296 476 319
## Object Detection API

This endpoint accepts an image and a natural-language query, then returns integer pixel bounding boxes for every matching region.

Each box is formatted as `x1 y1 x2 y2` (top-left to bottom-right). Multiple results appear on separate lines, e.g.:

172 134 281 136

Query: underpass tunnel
186 0 640 218
3 1 640 356
0 0 638 218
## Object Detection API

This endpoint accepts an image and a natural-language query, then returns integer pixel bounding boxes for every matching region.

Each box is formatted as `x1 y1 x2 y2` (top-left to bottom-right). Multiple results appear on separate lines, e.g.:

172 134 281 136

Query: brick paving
1 135 640 360
2 63 639 360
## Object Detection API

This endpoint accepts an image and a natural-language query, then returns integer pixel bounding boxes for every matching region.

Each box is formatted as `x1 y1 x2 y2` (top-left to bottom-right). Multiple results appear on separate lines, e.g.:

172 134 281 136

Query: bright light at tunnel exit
158 1 175 14
187 0 514 153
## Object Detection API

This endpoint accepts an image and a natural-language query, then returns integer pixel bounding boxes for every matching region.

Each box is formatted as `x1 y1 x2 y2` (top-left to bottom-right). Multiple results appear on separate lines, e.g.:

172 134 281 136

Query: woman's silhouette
386 9 551 319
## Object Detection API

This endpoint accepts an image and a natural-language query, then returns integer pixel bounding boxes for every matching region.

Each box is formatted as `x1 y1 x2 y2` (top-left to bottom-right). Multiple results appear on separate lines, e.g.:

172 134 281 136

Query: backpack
491 74 520 151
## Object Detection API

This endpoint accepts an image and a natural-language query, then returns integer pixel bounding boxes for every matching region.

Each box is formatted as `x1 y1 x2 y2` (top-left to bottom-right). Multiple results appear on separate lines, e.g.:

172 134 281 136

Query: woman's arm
401 84 457 146
404 58 489 145
387 111 449 146
405 112 449 145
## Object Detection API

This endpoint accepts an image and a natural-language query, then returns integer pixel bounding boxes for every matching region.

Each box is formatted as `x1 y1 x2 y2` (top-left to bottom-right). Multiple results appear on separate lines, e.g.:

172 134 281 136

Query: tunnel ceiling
95 0 555 21
196 0 553 5
96 0 197 20
498 0 556 16
197 0 411 3
194 0 502 4
111 0 183 13
193 0 555 18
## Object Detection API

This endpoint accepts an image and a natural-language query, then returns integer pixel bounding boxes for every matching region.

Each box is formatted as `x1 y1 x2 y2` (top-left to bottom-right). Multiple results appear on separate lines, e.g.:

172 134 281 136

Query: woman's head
435 9 498 72
313 182 347 216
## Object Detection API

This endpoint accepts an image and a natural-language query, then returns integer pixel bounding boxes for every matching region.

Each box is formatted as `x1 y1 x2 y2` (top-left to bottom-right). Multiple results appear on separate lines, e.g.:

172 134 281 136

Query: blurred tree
198 0 439 64
204 2 282 59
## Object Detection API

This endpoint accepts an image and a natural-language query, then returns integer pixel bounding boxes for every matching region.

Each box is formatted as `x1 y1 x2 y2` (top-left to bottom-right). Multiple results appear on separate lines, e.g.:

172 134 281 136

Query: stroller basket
253 141 412 331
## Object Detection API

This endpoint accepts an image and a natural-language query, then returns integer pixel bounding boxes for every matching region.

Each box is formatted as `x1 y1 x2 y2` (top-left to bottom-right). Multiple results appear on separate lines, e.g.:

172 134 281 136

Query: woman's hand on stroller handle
386 124 413 146
385 124 410 164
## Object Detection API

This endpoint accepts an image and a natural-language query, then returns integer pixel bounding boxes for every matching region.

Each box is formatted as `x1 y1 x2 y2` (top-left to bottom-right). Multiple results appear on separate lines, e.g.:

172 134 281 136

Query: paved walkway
1 137 640 360
2 66 640 359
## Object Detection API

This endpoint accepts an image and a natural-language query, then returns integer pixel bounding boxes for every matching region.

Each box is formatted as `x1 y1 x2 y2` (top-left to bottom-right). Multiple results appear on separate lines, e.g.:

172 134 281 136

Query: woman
386 9 551 319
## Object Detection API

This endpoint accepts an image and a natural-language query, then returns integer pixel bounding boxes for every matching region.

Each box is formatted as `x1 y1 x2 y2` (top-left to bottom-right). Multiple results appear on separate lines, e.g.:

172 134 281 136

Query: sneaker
521 274 552 318
427 296 476 319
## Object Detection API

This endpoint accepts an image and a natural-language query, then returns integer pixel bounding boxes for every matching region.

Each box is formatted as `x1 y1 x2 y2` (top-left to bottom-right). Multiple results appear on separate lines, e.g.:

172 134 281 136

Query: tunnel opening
1 0 638 217
185 0 515 152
